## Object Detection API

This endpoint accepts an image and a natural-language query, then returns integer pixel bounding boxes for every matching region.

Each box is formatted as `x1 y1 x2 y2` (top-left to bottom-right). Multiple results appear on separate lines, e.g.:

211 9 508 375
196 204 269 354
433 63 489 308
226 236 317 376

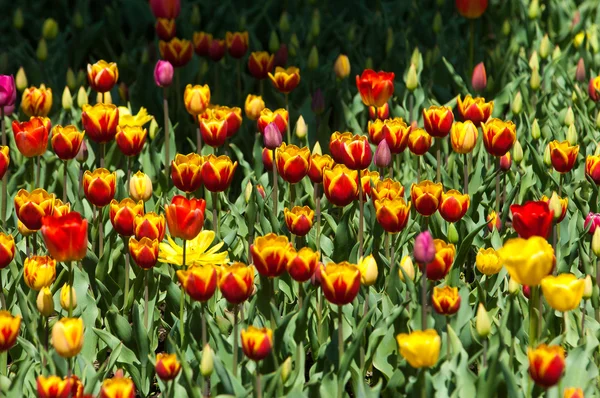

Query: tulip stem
163 88 170 186
0 107 5 226
0 270 4 310
469 20 475 74
419 369 426 398
126 156 131 194
100 142 105 169
358 169 364 260
212 191 219 238
597 260 600 322
63 161 68 203
314 183 321 256
285 94 291 144
233 304 239 376
36 156 41 188
446 317 451 361
581 301 587 344
463 154 468 194
180 240 187 347
436 139 441 183
495 158 500 215
529 285 539 347
272 148 278 216
237 60 242 103
421 272 427 330
255 372 262 398
98 208 104 259
482 339 488 368
67 261 73 318
337 305 344 398
201 303 210 397
144 269 149 330
123 245 130 313
196 117 202 154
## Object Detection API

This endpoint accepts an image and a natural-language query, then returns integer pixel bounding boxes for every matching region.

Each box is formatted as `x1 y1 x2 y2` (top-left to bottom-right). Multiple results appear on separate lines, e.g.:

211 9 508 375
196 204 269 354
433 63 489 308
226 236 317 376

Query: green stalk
358 169 364 260
180 240 187 347
164 88 170 185
337 305 344 398
285 94 291 144
233 305 239 376
68 261 74 318
0 107 6 226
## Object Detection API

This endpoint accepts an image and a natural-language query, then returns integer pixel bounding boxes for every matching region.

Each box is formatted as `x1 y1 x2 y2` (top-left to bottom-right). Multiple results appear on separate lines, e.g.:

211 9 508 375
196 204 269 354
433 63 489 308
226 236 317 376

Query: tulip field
3 0 600 396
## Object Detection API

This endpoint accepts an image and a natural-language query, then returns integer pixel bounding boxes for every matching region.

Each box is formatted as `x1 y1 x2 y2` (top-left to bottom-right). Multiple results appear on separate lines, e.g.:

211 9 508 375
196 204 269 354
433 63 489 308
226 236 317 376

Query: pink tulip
154 60 174 87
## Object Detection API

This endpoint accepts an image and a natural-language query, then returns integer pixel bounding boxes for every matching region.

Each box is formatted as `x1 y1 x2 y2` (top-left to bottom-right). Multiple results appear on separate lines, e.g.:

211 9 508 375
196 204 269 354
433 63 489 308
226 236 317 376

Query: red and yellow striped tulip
83 168 117 207
321 262 361 305
410 180 443 216
165 196 206 241
155 353 181 381
482 118 516 157
81 103 119 143
374 197 411 233
423 106 454 138
183 84 211 116
284 206 314 237
129 237 159 269
109 198 144 237
21 85 52 117
276 144 310 184
549 140 579 173
24 255 56 290
268 66 301 94
287 247 319 282
457 95 493 127
422 240 456 280
439 190 470 223
408 128 432 155
115 125 147 156
200 155 237 192
14 188 54 230
0 311 20 352
241 326 273 361
171 153 203 193
177 265 218 302
248 51 275 80
226 31 249 58
218 262 255 304
323 164 359 207
51 125 84 160
159 38 193 68
87 60 119 93
251 233 292 277
134 212 166 242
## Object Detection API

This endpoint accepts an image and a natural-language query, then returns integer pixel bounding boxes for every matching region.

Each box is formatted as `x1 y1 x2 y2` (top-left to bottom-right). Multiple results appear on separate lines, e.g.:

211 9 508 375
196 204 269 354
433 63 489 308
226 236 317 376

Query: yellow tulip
475 248 502 276
497 237 554 286
396 329 440 368
52 317 84 358
357 255 378 286
540 274 585 312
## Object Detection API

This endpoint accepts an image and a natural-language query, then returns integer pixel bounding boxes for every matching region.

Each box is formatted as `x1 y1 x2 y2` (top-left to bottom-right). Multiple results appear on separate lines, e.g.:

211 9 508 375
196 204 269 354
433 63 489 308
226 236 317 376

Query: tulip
87 60 118 93
171 153 203 193
177 265 218 302
455 0 488 18
308 154 334 184
199 116 228 147
476 302 491 337
165 196 206 241
155 18 176 41
134 212 166 242
367 119 386 144
372 179 404 201
51 125 84 160
357 255 378 286
411 180 443 216
450 120 478 154
586 154 600 185
0 311 20 352
355 69 395 107
541 274 585 312
408 128 432 155
360 171 380 198
241 326 273 361
41 212 88 262
15 68 26 92
115 125 147 157
583 274 593 298
585 213 600 235
456 95 493 127
382 118 411 153
566 124 577 146
225 31 249 58
251 233 292 277
109 199 144 237
268 66 301 94
528 344 565 388
498 237 554 286
396 329 441 368
374 140 392 168
208 39 227 62
154 60 174 88
482 118 517 157
262 148 273 169
156 353 181 381
286 247 319 282
159 38 193 68
184 84 211 116
284 206 314 237
60 284 77 311
83 168 116 207
413 231 436 265
329 131 353 163
589 76 600 102
0 233 14 270
218 262 255 304
321 262 361 305
563 388 584 398
0 146 8 180
422 106 454 138
398 256 415 281
99 376 136 398
541 193 568 222
369 103 389 121
323 164 359 207
23 255 56 290
35 287 54 317
211 106 242 138
0 75 16 110
510 201 553 239
37 375 70 398
12 117 50 157
245 94 265 120
549 140 579 173
334 54 350 79
128 237 159 269
406 64 418 91
276 143 310 183
471 62 487 91
200 344 214 377
500 152 512 171
374 197 411 233
81 103 119 143
432 286 461 315
295 116 307 139
338 134 372 170
52 317 83 358
21 85 52 117
14 188 54 230
475 248 502 275
422 239 455 280
149 0 180 19
248 51 275 80
263 122 282 150
258 110 289 140
439 190 470 223
192 32 213 56
200 154 237 192
129 171 153 202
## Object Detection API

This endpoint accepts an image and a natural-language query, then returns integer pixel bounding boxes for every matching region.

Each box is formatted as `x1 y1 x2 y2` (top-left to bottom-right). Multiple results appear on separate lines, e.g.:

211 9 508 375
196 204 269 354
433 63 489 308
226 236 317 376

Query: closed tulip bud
508 278 520 295
447 222 459 244
406 64 418 91
36 287 54 317
15 67 27 92
295 116 307 139
73 11 83 29
13 8 23 30
398 256 415 282
566 124 577 146
374 139 392 168
62 87 73 110
414 231 435 264
385 27 394 55
511 141 523 165
358 255 378 286
476 303 491 337
552 45 561 60
65 68 76 91
539 34 551 59
543 145 552 167
547 192 563 221
433 12 442 33
269 31 280 54
583 275 593 298
311 10 320 37
263 122 282 149
531 119 541 140
37 39 48 61
365 57 374 70
471 62 487 92
42 18 59 40
281 357 292 383
312 142 322 156
307 46 319 70
60 284 77 311
334 54 350 80
154 60 174 88
200 345 214 377
279 12 290 32
528 0 539 19
564 107 574 126
592 228 600 257
529 51 539 70
575 58 586 82
52 317 84 358
411 48 421 69
530 68 541 91
511 92 523 115
76 87 88 108
502 20 511 36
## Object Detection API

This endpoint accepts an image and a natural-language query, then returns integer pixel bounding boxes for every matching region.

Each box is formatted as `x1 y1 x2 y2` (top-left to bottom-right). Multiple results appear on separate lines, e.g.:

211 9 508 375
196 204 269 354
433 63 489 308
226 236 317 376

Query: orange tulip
241 326 273 361
408 128 432 155
218 262 255 304
439 190 470 223
268 67 301 94
24 255 56 290
423 106 454 138
589 76 600 102
372 178 405 201
487 210 501 232
83 168 117 207
51 125 84 160
41 212 88 262
226 31 249 58
199 116 228 147
192 32 212 56
257 108 288 135
0 311 20 351
81 103 119 143
431 286 461 315
12 116 49 157
549 140 579 173
115 125 147 156
0 233 15 269
134 212 166 242
456 0 488 18
155 353 181 381
339 134 372 170
308 154 335 184
323 164 359 207
0 146 8 179
200 154 237 192
457 95 493 127
245 94 265 120
14 188 54 230
99 376 135 398
321 262 361 305
355 69 395 107
155 18 176 41
248 51 274 80
374 197 411 233
177 265 218 301
21 85 52 117
159 38 193 68
329 131 353 163
87 60 119 93
109 199 144 236
482 118 516 157
276 143 311 184
528 344 565 388
422 240 456 280
129 237 159 269
184 84 211 116
284 206 314 236
411 180 443 216
251 233 292 277
586 154 600 184
287 247 319 282
165 196 206 240
171 153 203 193
382 118 411 153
